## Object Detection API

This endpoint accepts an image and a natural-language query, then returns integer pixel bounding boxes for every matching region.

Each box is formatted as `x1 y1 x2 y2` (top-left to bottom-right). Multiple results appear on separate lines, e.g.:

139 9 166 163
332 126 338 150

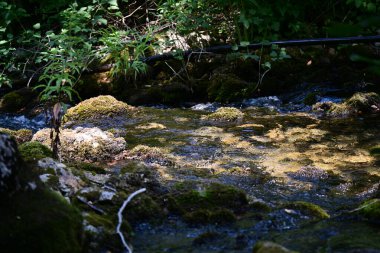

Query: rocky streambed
1 94 380 253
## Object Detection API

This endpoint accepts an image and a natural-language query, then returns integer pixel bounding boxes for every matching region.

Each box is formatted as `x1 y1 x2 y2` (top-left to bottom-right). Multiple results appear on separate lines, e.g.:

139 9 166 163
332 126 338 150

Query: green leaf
0 40 7 45
108 0 118 6
33 23 40 29
263 61 271 69
240 41 250 47
96 18 108 25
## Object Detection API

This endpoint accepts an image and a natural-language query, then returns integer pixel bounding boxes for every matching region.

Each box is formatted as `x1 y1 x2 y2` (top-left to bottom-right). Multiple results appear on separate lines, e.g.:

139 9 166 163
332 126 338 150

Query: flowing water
1 96 379 252
110 99 379 252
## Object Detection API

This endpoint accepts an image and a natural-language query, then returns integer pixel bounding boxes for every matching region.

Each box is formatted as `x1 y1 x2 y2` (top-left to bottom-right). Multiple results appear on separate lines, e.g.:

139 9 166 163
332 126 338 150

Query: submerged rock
253 241 298 253
203 107 244 122
32 127 126 162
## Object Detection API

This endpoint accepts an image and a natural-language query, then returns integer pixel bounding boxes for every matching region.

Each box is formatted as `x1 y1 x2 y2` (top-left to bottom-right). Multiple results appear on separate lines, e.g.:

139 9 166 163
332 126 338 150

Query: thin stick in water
116 188 146 253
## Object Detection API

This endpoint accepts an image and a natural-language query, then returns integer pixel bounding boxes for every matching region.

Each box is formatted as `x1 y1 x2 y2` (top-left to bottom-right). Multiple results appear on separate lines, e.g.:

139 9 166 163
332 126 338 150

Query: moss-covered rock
18 141 53 162
0 128 32 144
0 189 83 253
207 73 250 103
167 183 248 224
206 183 248 210
0 88 36 113
204 107 244 122
313 92 380 117
253 241 298 253
183 208 236 225
169 183 248 213
63 95 135 123
32 127 126 162
357 199 380 221
345 92 380 113
124 195 164 223
283 201 330 219
193 232 221 246
124 145 172 165
68 162 106 174
326 225 380 253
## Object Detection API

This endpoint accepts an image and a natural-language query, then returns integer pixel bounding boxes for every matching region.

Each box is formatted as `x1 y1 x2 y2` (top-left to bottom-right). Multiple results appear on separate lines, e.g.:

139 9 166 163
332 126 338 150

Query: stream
1 94 379 253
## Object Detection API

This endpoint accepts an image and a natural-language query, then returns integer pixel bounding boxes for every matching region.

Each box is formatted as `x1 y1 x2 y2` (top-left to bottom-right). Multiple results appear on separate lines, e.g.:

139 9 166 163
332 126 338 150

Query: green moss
209 208 236 224
345 92 380 112
327 225 380 252
0 128 32 144
207 73 250 103
357 199 380 220
204 107 244 122
0 189 83 253
193 232 220 245
86 212 115 231
283 201 330 219
169 183 248 212
63 95 135 122
46 175 60 188
369 145 380 156
250 201 272 213
183 208 236 225
18 141 53 162
69 162 105 174
124 195 164 223
0 88 36 113
81 190 101 202
253 241 298 253
206 183 248 210
183 209 211 224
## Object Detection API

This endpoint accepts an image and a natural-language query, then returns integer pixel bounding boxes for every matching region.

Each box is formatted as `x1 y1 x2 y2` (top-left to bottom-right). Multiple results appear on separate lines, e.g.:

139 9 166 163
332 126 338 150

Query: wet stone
287 166 329 183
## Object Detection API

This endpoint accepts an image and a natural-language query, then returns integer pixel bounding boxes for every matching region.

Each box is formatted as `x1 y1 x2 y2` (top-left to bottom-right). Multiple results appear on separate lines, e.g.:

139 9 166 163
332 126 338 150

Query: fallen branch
116 188 146 253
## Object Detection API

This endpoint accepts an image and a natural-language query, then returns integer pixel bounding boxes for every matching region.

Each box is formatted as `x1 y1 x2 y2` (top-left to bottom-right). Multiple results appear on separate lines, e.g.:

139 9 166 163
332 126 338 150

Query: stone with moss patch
326 225 380 252
63 95 135 123
184 208 236 225
32 127 126 162
124 145 172 165
167 183 248 224
357 199 380 221
0 189 83 253
204 107 244 122
253 241 298 253
283 201 330 219
0 88 36 113
207 73 250 103
18 141 53 162
0 128 32 144
313 92 380 117
124 194 164 223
